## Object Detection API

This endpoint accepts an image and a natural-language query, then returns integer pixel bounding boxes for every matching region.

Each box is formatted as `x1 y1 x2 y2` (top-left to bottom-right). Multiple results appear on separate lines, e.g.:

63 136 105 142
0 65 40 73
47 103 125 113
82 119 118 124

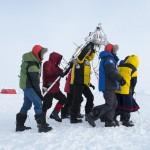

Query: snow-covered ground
0 91 150 150
0 1 150 149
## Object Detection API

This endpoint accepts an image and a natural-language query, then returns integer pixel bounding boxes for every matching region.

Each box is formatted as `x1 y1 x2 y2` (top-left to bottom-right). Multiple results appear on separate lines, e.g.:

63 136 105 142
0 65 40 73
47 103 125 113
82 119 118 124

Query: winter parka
116 55 139 94
98 51 123 91
43 52 63 93
19 45 46 98
116 55 140 112
70 50 95 86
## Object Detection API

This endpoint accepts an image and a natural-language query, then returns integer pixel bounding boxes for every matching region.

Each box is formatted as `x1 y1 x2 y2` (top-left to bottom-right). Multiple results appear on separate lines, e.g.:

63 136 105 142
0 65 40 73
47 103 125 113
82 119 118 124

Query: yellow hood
125 55 139 69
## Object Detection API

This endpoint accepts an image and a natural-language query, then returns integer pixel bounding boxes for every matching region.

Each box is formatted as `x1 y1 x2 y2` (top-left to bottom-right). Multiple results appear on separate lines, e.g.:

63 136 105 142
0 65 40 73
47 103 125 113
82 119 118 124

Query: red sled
0 89 17 94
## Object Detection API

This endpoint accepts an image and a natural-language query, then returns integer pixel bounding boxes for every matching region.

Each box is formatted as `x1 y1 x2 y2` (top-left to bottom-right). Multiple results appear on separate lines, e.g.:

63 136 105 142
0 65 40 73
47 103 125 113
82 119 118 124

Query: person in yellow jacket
115 55 140 127
70 42 96 123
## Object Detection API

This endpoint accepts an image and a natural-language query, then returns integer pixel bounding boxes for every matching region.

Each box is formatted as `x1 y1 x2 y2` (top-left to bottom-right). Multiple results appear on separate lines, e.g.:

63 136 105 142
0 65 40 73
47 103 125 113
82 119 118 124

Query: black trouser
62 93 72 115
62 86 74 115
62 85 83 115
42 91 66 112
115 110 131 122
92 90 118 122
70 85 94 119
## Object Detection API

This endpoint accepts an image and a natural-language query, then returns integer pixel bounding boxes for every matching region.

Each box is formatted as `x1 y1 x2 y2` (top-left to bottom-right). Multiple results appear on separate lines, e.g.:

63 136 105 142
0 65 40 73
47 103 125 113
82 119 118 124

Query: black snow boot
50 110 62 122
120 112 133 127
86 113 96 127
77 113 84 118
61 113 70 119
122 121 134 127
70 117 82 123
16 113 31 132
35 113 52 133
61 108 70 119
105 121 116 127
77 107 84 118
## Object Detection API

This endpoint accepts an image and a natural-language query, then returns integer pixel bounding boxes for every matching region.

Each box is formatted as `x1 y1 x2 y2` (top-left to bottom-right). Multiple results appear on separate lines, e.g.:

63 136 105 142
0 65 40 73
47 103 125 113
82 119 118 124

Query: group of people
15 42 140 133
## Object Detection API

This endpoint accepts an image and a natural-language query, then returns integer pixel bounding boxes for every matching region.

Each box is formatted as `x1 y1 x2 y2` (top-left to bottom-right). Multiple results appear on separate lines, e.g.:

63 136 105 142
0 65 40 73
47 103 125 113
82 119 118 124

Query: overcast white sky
0 0 149 90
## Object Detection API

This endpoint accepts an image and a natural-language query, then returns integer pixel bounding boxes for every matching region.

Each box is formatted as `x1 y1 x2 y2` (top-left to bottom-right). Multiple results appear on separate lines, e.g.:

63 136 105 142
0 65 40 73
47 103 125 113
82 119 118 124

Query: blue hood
99 51 119 63
99 51 114 60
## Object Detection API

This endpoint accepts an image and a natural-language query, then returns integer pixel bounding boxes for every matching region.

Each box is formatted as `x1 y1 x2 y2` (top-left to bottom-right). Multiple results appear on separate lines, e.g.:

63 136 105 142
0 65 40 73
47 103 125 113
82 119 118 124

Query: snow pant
116 94 140 112
61 93 72 115
115 110 131 122
62 85 83 115
20 88 42 115
92 90 118 122
42 91 66 113
70 85 94 119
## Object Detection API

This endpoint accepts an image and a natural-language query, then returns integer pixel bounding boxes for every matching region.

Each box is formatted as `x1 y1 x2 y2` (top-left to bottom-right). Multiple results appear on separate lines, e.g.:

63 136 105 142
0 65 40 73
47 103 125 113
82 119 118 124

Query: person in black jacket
86 43 126 127
69 42 96 123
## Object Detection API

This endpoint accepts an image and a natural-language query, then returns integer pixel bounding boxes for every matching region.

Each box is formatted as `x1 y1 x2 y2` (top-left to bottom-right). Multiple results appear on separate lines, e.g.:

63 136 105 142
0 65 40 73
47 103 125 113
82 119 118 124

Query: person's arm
130 77 137 95
28 65 43 99
105 61 122 81
60 61 73 77
105 59 125 85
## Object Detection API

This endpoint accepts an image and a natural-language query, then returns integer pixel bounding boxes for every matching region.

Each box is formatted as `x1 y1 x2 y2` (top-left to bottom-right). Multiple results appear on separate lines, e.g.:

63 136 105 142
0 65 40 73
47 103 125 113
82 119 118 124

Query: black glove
89 83 95 90
120 78 126 86
59 72 65 77
60 61 73 78
69 61 73 68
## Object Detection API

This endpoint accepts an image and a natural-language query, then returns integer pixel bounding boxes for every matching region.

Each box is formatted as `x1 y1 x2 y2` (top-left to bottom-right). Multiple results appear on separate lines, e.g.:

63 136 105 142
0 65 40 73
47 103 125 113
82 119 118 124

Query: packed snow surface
0 91 150 150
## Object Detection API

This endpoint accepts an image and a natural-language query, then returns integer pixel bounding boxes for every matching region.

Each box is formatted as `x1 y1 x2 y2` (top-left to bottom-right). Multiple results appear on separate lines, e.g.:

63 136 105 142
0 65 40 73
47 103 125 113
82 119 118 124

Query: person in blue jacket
86 43 126 127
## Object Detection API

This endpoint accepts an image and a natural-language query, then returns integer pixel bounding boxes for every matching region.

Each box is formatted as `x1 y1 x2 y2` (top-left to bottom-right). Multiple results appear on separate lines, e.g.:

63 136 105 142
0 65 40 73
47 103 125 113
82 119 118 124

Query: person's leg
77 96 84 118
121 112 134 127
86 104 107 127
42 93 53 126
103 91 117 121
62 85 74 118
26 89 43 115
42 93 53 116
50 91 67 122
16 89 32 132
34 113 52 132
20 89 32 114
61 92 72 118
70 85 83 123
87 91 117 127
24 88 52 132
83 86 94 115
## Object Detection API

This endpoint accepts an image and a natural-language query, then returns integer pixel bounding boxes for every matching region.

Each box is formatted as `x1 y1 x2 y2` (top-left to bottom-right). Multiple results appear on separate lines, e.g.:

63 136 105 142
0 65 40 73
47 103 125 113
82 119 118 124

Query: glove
59 72 64 78
68 61 74 68
60 61 73 78
89 83 95 90
120 78 126 86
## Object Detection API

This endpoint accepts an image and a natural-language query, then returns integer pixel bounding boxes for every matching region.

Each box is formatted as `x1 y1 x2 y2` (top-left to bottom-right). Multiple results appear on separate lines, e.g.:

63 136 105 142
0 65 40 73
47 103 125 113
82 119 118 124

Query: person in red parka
42 52 71 122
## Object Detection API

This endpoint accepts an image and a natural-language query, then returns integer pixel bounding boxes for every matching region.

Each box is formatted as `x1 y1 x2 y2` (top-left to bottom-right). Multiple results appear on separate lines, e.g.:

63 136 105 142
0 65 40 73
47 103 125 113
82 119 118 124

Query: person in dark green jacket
16 45 52 133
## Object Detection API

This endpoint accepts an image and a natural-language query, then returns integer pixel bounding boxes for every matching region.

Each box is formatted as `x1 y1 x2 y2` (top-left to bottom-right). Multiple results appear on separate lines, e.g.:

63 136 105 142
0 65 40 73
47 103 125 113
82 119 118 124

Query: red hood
49 52 62 66
32 45 43 61
104 44 113 52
